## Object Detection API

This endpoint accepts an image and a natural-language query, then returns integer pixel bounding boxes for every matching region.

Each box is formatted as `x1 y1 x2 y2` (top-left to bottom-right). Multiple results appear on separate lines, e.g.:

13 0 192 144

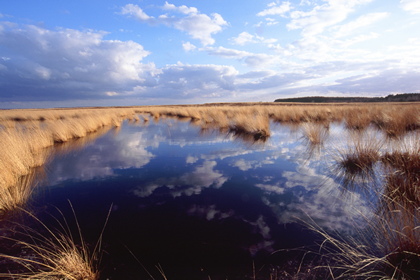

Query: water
31 119 374 279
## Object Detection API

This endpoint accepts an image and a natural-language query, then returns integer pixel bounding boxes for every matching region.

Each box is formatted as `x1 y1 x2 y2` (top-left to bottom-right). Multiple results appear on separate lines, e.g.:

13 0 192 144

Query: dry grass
0 204 110 279
306 130 420 279
301 123 330 158
132 103 419 139
0 171 43 220
332 131 383 189
0 108 141 190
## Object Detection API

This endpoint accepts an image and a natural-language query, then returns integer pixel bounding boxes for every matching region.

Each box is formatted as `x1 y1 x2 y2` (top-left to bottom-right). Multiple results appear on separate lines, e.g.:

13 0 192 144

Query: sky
1 0 420 108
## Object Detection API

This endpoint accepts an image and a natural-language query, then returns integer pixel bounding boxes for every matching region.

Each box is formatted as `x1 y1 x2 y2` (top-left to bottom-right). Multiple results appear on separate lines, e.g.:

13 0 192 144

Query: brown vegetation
0 205 107 280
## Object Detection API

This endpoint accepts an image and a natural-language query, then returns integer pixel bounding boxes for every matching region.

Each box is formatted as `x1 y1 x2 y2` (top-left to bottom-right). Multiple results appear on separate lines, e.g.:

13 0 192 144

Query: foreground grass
0 204 109 280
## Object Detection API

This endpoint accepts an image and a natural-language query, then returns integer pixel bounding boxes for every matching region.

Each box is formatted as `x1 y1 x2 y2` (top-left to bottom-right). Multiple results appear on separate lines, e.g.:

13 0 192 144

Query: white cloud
182 41 196 51
333 12 389 37
163 1 198 15
131 63 238 100
400 0 420 14
231 32 277 46
204 46 282 68
121 4 153 21
257 1 292 17
231 32 255 45
120 3 227 46
287 0 374 36
0 23 155 101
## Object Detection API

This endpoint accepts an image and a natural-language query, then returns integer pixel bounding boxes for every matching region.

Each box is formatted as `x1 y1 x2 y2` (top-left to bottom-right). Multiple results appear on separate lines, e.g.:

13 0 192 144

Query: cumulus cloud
0 22 156 102
231 32 255 45
120 3 227 46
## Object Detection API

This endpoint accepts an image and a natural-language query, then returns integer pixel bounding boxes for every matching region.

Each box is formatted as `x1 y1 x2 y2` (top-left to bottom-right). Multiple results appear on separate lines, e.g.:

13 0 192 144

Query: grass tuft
0 203 110 279
333 132 383 189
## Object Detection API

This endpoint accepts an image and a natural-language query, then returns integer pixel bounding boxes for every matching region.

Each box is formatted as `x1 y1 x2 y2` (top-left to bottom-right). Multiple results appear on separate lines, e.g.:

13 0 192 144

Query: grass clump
0 204 109 280
333 132 383 189
301 123 330 158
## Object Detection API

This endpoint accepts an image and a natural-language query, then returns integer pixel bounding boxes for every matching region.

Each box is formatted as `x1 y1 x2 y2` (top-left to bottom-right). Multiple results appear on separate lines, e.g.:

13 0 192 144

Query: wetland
0 103 419 279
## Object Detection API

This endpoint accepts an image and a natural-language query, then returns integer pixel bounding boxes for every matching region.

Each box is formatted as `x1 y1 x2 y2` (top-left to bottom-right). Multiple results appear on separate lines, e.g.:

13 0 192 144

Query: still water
32 119 373 279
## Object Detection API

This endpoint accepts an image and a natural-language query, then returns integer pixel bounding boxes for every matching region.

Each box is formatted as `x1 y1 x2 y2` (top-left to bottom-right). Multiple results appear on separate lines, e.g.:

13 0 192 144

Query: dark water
31 119 374 279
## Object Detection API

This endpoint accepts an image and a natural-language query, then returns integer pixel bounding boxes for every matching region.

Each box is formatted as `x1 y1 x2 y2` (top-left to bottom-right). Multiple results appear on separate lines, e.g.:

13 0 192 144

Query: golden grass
0 170 43 219
0 204 109 279
301 123 330 158
332 131 383 189
306 130 420 279
0 108 141 190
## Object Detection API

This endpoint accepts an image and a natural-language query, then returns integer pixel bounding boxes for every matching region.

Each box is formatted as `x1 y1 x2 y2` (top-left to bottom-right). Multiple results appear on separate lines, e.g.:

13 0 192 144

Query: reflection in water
21 118 417 279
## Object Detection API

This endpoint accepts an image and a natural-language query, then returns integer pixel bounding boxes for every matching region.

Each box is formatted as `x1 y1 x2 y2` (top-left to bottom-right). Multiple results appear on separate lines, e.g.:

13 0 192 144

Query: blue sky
1 0 420 108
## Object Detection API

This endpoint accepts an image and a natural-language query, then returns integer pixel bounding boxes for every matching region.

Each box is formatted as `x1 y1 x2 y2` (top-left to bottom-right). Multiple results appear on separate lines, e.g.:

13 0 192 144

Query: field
0 102 419 279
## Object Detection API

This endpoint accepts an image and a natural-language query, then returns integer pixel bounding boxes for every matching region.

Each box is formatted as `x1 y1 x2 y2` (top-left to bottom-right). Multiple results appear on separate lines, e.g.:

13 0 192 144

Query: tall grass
307 130 420 279
0 204 110 279
0 170 43 219
0 108 140 190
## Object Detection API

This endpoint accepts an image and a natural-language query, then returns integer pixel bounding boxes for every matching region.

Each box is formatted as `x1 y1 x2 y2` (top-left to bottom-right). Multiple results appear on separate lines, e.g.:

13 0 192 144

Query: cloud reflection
133 160 228 198
45 129 155 184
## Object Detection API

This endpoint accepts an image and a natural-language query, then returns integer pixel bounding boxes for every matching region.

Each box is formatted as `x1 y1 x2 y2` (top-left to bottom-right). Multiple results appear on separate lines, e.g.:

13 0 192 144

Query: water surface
33 118 374 279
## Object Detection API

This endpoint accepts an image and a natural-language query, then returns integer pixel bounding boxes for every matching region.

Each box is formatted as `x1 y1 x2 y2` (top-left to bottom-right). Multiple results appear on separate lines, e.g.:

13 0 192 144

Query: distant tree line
274 93 420 103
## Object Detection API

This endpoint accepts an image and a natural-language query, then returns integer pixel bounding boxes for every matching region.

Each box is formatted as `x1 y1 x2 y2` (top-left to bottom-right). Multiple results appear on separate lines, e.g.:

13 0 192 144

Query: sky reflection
40 118 375 260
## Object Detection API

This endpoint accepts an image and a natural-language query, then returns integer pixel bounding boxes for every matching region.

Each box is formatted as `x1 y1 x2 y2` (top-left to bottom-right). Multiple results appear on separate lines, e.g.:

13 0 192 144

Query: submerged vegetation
0 102 419 279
